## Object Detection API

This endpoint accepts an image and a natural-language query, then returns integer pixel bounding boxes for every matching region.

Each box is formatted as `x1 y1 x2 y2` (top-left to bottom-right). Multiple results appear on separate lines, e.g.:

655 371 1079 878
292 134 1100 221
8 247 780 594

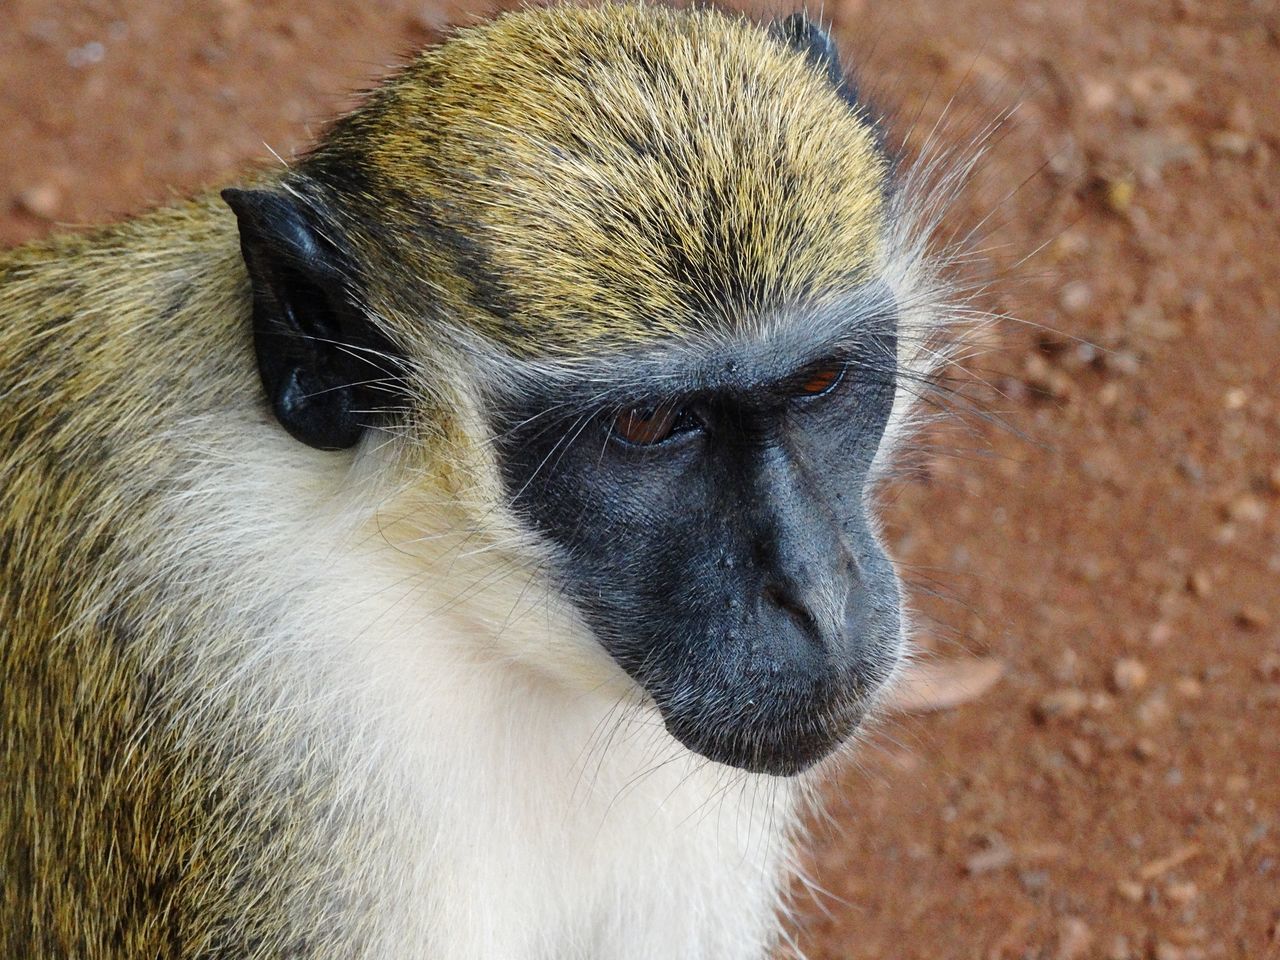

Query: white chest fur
196 448 805 960
340 549 802 959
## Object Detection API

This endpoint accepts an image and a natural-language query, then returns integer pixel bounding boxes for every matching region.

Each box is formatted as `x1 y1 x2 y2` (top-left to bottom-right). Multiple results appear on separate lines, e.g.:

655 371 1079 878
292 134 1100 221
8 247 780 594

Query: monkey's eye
794 359 847 398
613 404 693 446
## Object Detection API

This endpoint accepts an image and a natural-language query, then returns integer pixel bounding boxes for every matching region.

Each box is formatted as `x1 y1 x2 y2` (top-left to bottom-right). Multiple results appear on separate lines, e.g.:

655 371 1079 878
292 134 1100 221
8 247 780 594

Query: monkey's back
0 206 353 957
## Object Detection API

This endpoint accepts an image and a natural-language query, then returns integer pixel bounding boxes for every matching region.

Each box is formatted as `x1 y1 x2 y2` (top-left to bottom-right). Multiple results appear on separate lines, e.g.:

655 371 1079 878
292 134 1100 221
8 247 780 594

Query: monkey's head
224 5 921 776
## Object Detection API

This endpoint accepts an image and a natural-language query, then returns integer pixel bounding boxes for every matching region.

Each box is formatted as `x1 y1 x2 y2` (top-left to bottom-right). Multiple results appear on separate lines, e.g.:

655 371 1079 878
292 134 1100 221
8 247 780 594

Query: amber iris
614 405 681 445
798 361 845 396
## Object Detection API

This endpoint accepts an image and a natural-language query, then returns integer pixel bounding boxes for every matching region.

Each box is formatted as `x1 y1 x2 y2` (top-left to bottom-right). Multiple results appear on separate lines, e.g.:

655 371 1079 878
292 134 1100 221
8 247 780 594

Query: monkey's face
225 6 915 776
491 293 902 776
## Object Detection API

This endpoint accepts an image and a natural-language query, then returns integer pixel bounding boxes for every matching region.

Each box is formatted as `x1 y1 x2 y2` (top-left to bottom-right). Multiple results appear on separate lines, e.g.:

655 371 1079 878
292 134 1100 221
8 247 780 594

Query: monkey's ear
222 186 367 450
771 13 851 96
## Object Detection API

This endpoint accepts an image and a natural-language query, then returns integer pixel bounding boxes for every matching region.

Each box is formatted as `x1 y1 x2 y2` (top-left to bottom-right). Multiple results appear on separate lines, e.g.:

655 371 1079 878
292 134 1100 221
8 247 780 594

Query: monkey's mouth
637 615 903 776
656 685 876 777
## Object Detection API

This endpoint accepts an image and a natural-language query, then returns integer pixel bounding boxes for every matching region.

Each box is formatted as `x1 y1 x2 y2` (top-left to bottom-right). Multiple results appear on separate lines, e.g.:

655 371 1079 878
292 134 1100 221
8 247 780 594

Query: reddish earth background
2 1 1277 958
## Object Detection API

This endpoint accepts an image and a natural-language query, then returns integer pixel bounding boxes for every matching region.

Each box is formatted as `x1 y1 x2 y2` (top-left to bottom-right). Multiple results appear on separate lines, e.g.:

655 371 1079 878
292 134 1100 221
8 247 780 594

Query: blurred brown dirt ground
2 1 1277 958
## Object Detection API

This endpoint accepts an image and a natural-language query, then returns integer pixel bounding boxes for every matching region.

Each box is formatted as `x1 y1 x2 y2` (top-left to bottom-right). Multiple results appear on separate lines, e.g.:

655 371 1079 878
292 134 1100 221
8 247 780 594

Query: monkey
0 4 954 957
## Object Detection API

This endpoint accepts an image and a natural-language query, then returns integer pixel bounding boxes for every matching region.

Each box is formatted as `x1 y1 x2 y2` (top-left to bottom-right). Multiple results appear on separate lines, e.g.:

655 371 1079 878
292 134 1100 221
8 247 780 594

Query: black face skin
492 314 902 777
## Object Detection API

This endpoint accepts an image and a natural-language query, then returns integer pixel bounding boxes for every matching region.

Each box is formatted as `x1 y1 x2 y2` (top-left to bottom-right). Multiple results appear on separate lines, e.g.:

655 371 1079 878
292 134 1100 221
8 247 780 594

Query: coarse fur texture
1 3 961 957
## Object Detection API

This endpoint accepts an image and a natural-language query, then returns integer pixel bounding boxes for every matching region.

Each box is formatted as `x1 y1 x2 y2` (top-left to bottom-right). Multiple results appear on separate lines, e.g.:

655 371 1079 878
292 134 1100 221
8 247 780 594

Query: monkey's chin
661 703 868 777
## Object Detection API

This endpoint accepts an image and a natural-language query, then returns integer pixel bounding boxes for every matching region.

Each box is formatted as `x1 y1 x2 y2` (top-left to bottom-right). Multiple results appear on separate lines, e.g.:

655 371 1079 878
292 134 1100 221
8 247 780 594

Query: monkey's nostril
764 584 817 634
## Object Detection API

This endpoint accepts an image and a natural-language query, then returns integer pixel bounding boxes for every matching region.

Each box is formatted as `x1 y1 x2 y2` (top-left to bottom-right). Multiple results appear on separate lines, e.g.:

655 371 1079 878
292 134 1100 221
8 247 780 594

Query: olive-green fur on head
300 3 890 359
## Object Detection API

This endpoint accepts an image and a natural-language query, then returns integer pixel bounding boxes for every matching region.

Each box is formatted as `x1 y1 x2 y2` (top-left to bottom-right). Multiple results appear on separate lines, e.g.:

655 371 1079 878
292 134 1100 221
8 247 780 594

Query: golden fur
308 3 888 356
